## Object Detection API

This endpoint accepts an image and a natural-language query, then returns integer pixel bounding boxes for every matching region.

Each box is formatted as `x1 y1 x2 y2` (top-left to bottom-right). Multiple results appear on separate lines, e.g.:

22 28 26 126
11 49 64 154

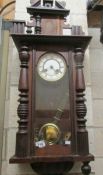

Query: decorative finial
41 0 55 8
53 0 56 8
41 0 43 6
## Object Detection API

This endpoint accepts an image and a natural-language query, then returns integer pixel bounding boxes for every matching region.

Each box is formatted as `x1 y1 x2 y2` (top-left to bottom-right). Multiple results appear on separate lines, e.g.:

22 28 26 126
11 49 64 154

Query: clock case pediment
27 0 69 15
30 0 65 9
27 0 69 35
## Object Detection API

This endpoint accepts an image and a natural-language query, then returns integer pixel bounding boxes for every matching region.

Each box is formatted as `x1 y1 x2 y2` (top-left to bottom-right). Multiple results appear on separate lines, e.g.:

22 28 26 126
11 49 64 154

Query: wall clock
9 0 94 175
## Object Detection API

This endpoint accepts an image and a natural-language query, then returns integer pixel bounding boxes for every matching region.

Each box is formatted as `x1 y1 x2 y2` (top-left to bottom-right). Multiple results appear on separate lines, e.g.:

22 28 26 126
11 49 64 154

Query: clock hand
49 66 61 75
43 65 60 74
43 66 54 72
50 66 59 73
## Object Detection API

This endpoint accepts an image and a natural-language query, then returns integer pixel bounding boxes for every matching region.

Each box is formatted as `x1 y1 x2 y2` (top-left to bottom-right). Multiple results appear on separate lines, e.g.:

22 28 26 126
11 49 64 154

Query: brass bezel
39 123 61 145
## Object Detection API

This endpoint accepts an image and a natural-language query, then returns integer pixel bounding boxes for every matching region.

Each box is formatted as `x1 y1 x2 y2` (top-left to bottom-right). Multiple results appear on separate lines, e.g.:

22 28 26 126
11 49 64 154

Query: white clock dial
37 53 66 81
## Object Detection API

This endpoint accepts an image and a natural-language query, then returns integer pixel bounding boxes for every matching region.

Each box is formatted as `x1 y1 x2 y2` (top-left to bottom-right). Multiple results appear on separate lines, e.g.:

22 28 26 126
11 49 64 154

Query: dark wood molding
27 7 69 17
10 154 94 163
11 34 92 51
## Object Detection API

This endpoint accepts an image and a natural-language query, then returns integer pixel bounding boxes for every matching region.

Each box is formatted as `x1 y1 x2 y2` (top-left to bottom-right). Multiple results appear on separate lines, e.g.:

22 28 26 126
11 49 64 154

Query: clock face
37 53 66 81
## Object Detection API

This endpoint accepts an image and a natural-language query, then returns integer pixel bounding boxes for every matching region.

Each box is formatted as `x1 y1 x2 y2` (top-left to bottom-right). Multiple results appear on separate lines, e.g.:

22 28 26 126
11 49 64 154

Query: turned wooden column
15 46 30 157
35 15 41 34
74 48 89 155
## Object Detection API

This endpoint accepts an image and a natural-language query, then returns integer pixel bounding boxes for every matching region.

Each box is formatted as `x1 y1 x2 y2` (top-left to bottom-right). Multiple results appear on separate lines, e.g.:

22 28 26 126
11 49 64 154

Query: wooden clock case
9 1 94 175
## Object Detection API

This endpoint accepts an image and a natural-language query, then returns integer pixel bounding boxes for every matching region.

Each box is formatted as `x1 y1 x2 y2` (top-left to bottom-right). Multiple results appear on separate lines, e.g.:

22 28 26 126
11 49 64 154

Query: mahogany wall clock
9 0 94 175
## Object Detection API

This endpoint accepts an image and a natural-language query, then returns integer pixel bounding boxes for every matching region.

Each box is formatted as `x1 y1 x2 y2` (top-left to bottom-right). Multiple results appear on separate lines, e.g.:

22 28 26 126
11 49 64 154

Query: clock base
9 154 94 175
30 162 74 175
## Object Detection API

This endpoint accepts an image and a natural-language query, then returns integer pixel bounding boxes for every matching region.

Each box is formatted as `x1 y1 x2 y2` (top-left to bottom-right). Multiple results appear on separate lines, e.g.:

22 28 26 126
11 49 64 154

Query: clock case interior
32 45 73 155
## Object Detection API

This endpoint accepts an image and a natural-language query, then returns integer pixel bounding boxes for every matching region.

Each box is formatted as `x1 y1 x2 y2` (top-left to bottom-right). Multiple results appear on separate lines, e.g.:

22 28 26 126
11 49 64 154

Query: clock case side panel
29 48 36 156
30 44 77 157
69 51 77 155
